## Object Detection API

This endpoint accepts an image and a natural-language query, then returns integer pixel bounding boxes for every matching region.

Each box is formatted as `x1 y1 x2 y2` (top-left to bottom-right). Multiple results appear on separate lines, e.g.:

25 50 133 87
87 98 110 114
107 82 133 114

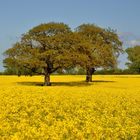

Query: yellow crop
0 75 140 139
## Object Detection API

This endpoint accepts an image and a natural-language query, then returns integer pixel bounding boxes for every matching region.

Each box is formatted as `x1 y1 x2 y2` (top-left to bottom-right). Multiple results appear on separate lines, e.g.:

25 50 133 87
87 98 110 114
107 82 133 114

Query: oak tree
75 24 123 82
4 22 72 85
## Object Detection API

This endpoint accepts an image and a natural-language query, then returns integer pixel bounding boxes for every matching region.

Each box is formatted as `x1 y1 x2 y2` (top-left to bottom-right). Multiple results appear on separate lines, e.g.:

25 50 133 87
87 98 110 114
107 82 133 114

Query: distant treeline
0 67 139 75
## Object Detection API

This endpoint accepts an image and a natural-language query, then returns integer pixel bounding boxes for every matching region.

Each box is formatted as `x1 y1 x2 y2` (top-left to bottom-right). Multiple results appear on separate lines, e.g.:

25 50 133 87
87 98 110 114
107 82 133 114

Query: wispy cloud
126 40 140 46
118 32 140 47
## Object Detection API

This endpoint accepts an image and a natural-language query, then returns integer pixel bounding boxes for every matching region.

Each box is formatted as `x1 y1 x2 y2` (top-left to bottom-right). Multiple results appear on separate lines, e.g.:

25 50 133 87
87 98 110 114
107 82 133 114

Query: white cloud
117 32 140 47
127 40 140 46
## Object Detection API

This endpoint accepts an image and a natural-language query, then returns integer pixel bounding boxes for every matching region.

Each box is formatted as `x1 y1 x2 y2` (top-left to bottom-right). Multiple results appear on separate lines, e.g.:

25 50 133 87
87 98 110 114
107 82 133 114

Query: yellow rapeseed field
0 75 140 139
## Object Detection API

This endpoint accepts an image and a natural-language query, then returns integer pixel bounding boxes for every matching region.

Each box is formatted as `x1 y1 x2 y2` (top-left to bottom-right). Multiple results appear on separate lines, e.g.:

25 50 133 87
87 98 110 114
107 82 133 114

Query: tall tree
126 45 140 73
4 22 72 85
76 24 123 82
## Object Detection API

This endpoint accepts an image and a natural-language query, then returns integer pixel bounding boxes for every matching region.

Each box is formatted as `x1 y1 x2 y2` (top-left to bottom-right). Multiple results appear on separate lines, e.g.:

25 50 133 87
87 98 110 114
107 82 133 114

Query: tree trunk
86 69 92 82
86 68 96 82
138 68 140 73
44 73 51 86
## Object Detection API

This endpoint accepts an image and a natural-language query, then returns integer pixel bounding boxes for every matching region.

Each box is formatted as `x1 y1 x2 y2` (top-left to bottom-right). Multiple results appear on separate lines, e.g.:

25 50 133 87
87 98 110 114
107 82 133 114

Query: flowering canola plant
0 75 140 139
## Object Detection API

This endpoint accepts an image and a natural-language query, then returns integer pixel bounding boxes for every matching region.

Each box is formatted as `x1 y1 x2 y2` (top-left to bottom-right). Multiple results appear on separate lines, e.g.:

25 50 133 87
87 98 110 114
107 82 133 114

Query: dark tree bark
138 68 140 73
44 67 51 86
86 68 96 82
86 68 92 82
44 73 51 86
43 65 60 86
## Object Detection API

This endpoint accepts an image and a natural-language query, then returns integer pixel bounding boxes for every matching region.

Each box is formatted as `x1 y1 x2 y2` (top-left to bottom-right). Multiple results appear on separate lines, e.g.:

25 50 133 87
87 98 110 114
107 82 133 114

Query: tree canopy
75 24 123 81
126 45 140 73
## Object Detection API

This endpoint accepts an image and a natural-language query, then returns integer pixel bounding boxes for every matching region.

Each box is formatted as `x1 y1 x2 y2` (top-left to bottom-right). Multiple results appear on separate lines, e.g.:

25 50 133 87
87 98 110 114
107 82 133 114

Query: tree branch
22 65 44 75
50 66 61 73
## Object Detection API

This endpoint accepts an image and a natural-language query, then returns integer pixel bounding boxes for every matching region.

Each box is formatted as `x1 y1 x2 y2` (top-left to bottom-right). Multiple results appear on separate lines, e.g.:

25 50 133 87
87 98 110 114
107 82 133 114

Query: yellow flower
0 75 140 139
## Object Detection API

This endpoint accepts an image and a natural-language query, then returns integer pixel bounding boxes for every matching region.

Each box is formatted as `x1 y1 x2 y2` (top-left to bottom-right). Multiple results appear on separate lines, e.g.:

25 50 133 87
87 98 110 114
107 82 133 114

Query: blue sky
1 0 140 71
